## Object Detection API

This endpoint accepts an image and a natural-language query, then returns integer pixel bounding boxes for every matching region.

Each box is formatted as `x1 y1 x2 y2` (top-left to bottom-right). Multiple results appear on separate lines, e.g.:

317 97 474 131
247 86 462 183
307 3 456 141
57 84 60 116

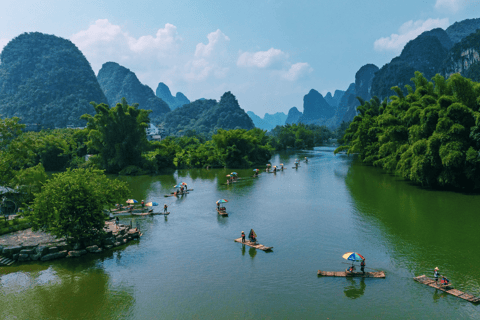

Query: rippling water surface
1 147 480 319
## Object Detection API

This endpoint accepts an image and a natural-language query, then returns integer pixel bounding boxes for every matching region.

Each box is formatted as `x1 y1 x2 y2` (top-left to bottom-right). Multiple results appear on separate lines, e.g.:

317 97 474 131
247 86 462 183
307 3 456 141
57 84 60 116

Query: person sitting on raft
346 265 356 273
441 276 450 286
248 229 257 243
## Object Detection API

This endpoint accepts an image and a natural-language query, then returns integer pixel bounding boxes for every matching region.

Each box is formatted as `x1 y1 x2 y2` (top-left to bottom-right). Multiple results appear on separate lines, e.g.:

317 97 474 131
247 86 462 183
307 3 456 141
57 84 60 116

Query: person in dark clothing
248 229 257 243
241 231 245 243
164 204 168 213
361 259 366 274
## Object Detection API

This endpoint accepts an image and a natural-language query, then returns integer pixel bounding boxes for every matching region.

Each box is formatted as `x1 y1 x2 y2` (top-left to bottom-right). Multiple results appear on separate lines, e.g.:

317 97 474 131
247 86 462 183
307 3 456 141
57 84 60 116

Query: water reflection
0 260 134 319
345 161 480 294
216 213 228 226
343 277 366 299
241 244 246 256
249 247 257 259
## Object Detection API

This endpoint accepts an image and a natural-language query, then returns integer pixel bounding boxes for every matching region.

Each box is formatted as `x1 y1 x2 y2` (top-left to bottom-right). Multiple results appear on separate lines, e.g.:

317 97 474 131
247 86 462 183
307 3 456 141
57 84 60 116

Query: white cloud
184 30 231 81
237 48 288 68
374 18 449 54
194 29 229 58
281 62 313 81
71 19 181 72
435 0 467 12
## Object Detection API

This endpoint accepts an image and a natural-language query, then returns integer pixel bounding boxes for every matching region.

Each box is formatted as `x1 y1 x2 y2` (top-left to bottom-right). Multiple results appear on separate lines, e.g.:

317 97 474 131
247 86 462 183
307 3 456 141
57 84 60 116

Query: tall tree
81 98 151 173
28 168 129 243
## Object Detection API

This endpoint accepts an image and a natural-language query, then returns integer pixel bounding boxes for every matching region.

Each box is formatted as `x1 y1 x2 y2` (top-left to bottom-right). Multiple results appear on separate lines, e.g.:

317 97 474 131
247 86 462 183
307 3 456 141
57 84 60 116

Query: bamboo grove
335 72 480 191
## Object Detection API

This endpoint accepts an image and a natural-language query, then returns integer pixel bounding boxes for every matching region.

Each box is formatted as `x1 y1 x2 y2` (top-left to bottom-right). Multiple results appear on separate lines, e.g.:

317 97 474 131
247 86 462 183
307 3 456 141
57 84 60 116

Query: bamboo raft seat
317 269 386 278
234 238 273 251
413 275 480 303
217 208 228 216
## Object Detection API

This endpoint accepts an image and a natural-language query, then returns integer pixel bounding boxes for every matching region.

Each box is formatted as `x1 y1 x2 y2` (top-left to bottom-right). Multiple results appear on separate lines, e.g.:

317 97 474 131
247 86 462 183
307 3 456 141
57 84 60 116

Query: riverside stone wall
0 222 141 265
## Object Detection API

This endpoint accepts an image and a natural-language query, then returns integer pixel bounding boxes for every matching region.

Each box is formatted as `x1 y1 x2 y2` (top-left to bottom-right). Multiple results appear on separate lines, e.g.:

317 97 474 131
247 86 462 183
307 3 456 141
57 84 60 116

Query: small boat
413 275 480 303
217 208 228 216
234 238 272 251
317 269 385 278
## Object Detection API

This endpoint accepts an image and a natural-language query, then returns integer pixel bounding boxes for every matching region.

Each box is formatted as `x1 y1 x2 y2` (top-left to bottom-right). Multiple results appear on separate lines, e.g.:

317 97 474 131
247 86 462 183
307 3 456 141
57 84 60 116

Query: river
1 147 479 319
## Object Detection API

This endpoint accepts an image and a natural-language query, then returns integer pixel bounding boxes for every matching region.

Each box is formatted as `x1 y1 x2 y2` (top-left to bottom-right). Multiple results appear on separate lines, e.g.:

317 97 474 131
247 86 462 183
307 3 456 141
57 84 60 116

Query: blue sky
1 0 480 116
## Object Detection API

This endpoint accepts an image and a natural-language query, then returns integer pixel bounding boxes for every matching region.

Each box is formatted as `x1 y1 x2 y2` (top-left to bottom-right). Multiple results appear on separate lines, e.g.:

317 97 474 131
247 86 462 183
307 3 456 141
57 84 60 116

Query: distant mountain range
155 83 190 110
247 111 287 131
1 17 480 132
97 62 171 122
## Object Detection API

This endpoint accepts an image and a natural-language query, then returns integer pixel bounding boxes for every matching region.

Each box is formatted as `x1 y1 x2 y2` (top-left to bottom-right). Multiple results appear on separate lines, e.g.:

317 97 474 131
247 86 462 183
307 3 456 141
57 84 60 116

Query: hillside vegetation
336 72 480 191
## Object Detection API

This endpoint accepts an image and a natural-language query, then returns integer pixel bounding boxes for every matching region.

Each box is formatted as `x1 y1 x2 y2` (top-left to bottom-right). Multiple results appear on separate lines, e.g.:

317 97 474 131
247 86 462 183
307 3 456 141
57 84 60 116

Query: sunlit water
1 147 480 319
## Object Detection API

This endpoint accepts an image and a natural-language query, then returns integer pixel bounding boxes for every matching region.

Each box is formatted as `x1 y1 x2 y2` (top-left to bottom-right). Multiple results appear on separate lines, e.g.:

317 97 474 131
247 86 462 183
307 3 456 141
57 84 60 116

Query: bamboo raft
234 238 273 251
413 275 480 303
132 211 170 216
113 208 153 215
164 192 189 197
317 269 386 278
217 208 228 216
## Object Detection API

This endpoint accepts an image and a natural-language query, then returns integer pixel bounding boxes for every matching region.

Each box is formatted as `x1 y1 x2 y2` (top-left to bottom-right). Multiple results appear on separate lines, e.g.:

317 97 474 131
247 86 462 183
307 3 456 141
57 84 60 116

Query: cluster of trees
269 123 333 150
147 128 273 169
336 72 480 191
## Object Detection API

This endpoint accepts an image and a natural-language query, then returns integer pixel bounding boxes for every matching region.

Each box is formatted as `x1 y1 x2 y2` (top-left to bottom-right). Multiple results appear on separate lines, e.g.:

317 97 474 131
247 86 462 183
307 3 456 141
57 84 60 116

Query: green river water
1 147 479 319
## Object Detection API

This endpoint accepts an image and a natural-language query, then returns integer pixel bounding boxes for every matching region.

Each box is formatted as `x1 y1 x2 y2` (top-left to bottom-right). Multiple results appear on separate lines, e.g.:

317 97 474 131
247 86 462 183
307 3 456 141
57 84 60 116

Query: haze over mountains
1 17 480 132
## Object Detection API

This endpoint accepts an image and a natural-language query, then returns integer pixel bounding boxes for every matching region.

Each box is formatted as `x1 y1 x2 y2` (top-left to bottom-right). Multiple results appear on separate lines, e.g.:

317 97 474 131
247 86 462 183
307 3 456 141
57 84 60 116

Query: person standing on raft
164 204 168 213
434 267 440 284
241 231 245 243
361 258 366 274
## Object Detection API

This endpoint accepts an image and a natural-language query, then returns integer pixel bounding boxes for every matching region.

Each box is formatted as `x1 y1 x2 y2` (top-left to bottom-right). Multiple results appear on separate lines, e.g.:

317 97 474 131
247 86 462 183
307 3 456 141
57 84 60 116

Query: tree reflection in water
0 258 135 319
343 277 366 299
249 247 257 259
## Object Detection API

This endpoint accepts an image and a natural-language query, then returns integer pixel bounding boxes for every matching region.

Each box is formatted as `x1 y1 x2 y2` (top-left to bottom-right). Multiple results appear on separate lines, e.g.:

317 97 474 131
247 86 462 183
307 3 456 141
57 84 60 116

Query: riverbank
0 220 141 265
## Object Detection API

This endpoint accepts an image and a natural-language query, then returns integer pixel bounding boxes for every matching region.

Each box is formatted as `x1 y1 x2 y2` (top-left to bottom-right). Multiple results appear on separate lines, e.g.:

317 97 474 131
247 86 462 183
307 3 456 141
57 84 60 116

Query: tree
81 98 151 173
28 168 129 243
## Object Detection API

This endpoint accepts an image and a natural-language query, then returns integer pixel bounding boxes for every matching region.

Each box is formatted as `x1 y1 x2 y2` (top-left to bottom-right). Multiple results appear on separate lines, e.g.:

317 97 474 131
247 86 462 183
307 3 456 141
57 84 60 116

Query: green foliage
0 32 108 128
28 168 129 243
212 128 273 168
270 123 332 150
12 163 48 205
82 98 151 174
0 126 87 187
147 128 273 169
161 92 255 138
337 71 480 191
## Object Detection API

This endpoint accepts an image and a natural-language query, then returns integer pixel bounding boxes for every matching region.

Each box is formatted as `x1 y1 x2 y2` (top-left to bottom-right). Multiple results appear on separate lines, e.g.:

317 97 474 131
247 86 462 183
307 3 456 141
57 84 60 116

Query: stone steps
0 255 15 266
